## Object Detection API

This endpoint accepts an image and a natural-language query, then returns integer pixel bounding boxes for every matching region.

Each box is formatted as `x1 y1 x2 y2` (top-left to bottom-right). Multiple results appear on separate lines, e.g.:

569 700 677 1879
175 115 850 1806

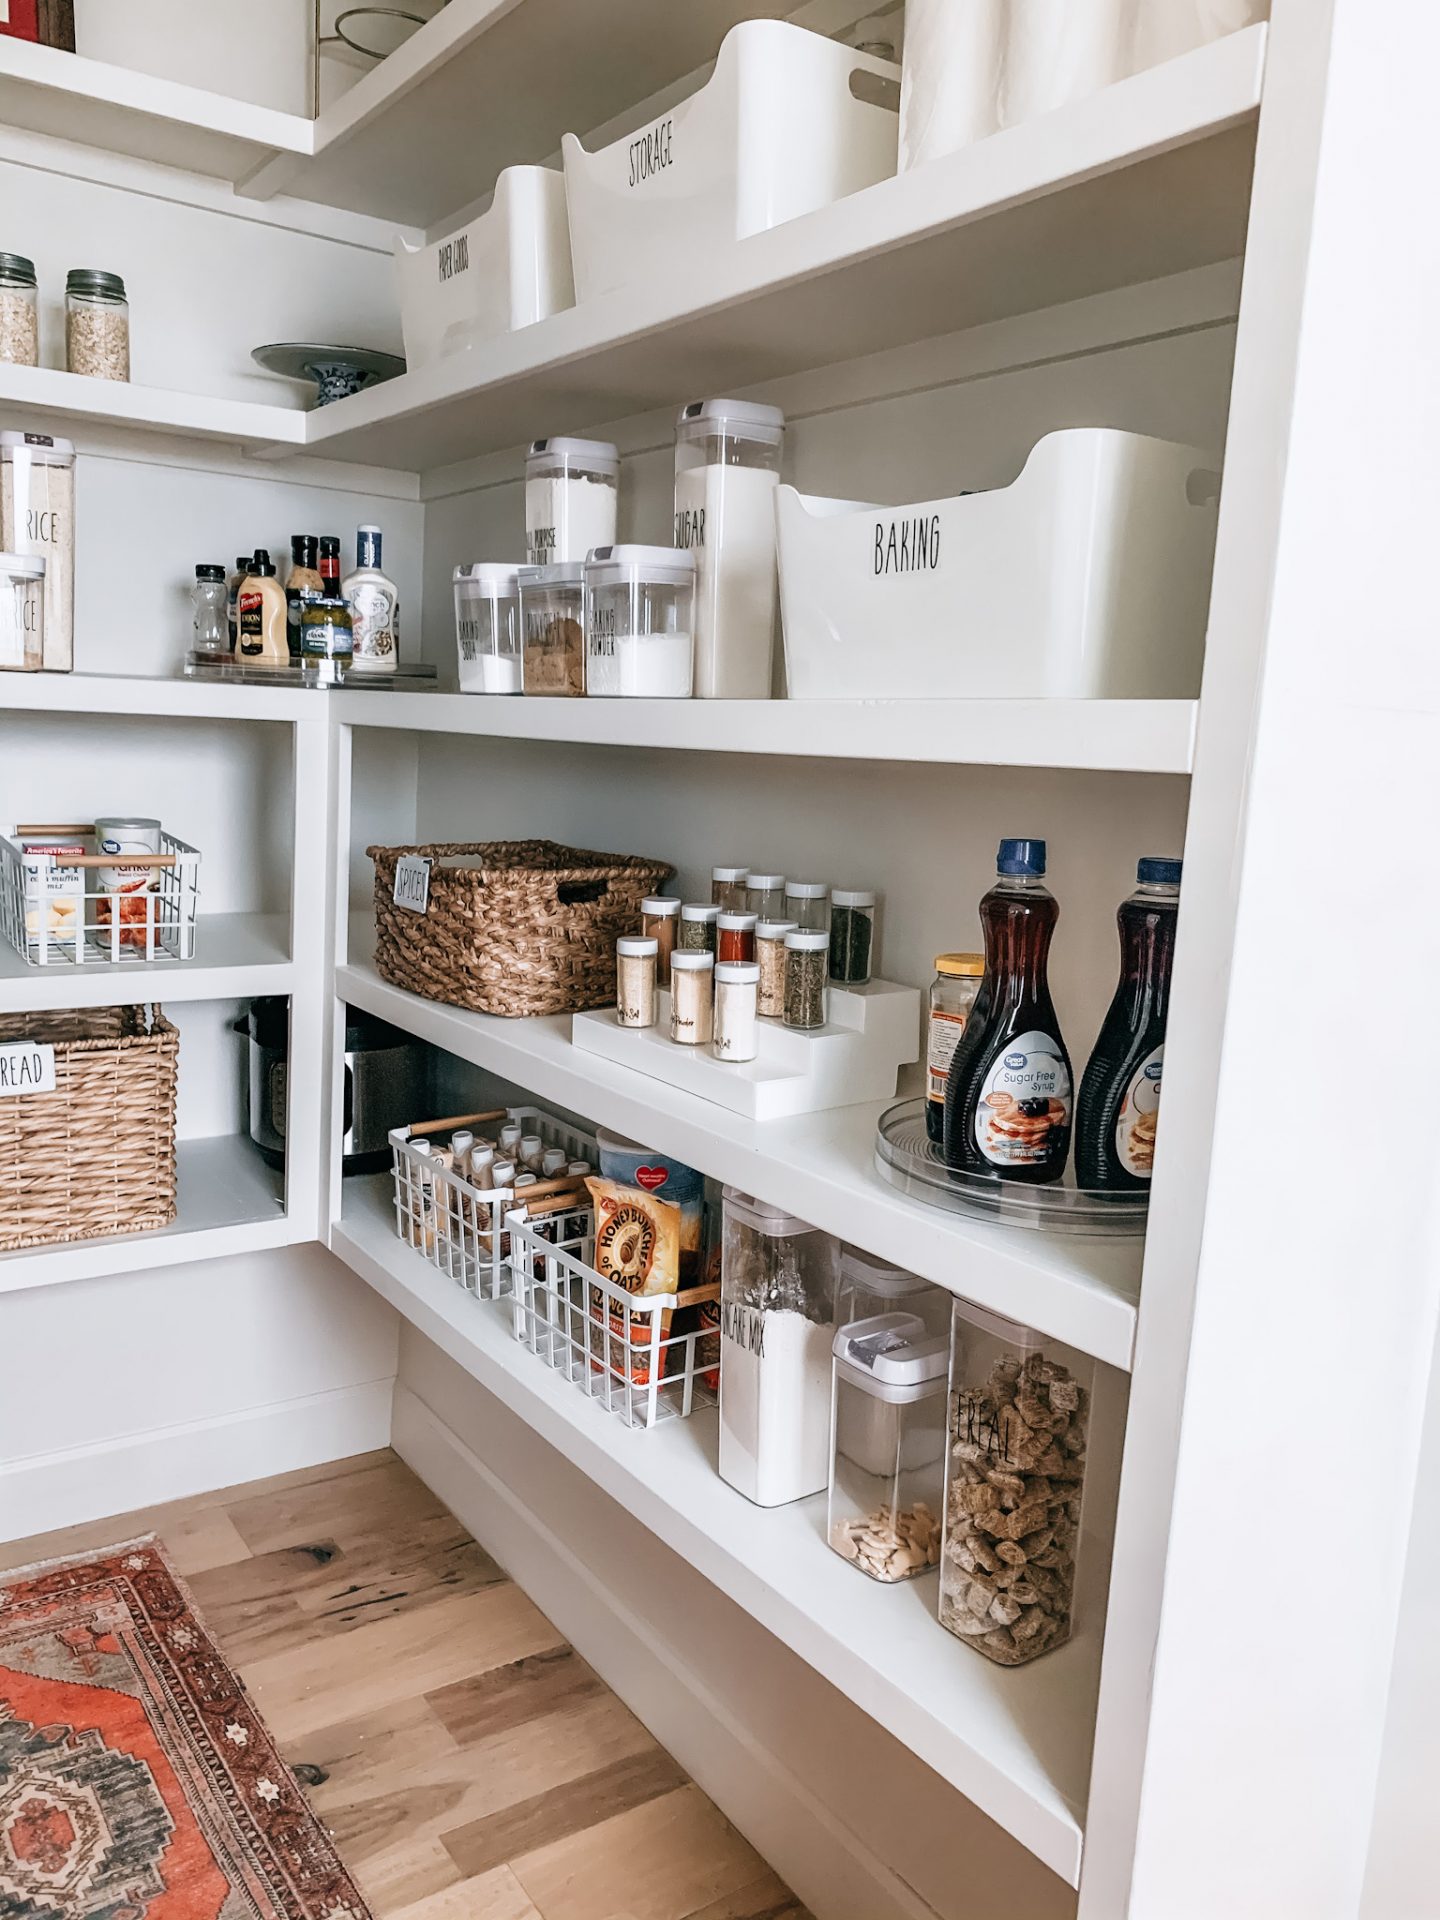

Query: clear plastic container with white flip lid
829 1312 948 1582
525 436 619 565
838 1244 950 1343
1 431 75 672
673 398 785 699
583 544 696 698
454 563 522 694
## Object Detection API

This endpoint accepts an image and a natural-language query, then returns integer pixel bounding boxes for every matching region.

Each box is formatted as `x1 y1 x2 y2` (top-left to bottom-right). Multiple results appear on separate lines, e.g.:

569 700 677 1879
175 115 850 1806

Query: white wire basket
509 1211 720 1431
0 824 201 967
389 1103 596 1301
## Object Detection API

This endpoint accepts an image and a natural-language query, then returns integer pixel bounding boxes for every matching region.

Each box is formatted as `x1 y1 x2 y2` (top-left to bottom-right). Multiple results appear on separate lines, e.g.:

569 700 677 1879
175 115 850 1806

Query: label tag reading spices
393 855 432 915
0 1041 57 1096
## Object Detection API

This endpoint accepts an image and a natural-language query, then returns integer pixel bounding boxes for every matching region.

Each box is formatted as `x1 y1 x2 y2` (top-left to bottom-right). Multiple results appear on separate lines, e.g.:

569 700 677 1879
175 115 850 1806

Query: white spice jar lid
617 936 659 957
832 889 876 908
715 962 760 984
756 918 797 939
670 950 715 972
712 865 747 883
785 880 828 900
680 902 721 922
641 896 682 916
716 911 758 931
746 872 784 889
784 929 830 950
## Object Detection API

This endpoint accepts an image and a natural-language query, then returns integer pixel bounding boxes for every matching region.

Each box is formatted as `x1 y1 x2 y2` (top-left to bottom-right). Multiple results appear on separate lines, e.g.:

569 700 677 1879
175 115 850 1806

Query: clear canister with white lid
838 1244 951 1344
518 561 585 696
583 544 695 698
2 430 75 673
455 563 523 693
829 1312 948 1582
526 436 618 565
0 551 44 671
673 397 785 699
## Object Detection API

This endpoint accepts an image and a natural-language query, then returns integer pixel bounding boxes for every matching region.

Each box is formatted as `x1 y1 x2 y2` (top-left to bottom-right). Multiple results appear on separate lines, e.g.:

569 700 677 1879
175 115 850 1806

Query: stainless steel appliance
237 998 431 1173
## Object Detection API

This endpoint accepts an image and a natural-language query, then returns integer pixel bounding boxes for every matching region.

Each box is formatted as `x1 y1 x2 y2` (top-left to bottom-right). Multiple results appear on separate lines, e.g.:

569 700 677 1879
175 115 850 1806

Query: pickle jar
939 1301 1092 1666
518 562 585 697
829 1313 948 1582
455 562 522 694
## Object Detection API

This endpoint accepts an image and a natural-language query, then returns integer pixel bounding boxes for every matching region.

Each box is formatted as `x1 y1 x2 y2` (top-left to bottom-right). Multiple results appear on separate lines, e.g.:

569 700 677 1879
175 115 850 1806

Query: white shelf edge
0 673 328 722
332 1176 1096 1885
0 914 293 1013
0 364 307 449
335 957 1140 1371
331 692 1198 775
0 1134 294 1295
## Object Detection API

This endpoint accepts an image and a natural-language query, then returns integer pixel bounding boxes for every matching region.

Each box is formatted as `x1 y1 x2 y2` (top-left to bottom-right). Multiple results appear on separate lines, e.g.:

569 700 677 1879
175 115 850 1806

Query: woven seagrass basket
0 1004 179 1251
368 840 674 1018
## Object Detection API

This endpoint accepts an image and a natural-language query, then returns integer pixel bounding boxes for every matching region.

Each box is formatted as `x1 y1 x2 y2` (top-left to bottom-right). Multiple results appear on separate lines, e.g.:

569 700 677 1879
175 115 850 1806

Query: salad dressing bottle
943 838 1072 1186
1075 857 1181 1191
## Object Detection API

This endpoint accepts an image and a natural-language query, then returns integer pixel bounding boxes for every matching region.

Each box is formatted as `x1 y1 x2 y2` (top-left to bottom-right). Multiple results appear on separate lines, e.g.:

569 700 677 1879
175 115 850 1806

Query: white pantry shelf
0 914 292 1014
337 955 1142 1370
0 672 324 724
244 0 796 226
332 691 1198 775
307 28 1265 469
0 1134 292 1295
334 1171 1100 1885
0 33 310 183
0 363 307 453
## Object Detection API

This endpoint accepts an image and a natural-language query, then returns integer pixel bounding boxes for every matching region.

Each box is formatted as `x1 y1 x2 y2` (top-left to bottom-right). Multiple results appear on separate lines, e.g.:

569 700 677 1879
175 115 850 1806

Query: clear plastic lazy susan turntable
874 1099 1149 1237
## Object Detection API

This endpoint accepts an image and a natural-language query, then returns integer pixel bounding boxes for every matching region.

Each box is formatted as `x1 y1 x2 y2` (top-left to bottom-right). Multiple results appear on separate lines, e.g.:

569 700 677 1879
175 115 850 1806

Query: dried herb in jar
784 932 828 1030
829 890 876 985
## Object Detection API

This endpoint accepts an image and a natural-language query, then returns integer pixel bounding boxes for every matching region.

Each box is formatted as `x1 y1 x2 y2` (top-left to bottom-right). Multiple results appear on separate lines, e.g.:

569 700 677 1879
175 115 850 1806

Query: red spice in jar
716 911 757 964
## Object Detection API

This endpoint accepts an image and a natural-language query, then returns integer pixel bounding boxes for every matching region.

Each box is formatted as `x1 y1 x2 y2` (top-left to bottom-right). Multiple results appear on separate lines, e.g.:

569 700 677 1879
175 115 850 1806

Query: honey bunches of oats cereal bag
584 1177 681 1386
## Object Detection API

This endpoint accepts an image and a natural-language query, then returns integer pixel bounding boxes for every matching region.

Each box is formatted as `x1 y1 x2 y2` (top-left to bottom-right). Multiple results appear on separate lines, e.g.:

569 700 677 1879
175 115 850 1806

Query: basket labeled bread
369 839 672 1017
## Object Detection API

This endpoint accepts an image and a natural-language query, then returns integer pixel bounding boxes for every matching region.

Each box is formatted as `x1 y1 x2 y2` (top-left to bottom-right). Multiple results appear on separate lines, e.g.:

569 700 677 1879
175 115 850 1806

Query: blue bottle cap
997 838 1046 877
1137 857 1183 886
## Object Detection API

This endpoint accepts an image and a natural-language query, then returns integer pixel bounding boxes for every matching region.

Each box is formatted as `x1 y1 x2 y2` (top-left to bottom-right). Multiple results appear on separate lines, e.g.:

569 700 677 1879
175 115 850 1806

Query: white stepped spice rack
3 5 1435 1919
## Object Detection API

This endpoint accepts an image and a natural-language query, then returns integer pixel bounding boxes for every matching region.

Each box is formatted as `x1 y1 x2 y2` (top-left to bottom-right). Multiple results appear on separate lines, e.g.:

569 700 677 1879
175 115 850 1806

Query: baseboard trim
0 1377 395 1541
392 1381 937 1920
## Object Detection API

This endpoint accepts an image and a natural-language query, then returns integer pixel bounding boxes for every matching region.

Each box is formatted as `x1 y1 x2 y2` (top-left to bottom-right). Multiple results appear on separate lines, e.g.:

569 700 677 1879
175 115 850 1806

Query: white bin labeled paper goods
777 430 1221 700
562 22 899 303
395 166 574 372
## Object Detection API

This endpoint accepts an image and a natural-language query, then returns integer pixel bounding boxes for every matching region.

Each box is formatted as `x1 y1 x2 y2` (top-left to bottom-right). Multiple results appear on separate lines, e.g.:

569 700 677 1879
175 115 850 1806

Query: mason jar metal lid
0 253 37 285
66 268 127 299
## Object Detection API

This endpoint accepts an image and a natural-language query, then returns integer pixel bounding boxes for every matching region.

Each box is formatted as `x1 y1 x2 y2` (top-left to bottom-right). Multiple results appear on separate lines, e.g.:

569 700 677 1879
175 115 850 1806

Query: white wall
0 1244 399 1539
74 0 314 117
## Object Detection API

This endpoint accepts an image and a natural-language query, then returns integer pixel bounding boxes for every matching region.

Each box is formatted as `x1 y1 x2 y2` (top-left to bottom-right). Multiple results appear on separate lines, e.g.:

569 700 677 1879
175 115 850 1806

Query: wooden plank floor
2 1450 811 1920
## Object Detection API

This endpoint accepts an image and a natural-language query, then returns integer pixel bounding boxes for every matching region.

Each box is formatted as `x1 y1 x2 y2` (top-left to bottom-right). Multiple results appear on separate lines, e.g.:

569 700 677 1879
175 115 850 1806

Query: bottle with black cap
192 564 229 657
943 838 1072 1185
1075 857 1182 1192
286 534 322 658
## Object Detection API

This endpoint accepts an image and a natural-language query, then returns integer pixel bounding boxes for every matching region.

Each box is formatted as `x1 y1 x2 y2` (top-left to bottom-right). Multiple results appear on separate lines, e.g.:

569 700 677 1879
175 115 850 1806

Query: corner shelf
0 1134 292 1295
336 954 1142 1371
0 914 293 1014
334 1171 1100 1885
0 364 306 455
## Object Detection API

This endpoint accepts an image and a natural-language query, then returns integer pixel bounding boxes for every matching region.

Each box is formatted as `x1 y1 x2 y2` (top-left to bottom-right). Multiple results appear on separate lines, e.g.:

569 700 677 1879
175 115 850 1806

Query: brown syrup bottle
943 838 1072 1186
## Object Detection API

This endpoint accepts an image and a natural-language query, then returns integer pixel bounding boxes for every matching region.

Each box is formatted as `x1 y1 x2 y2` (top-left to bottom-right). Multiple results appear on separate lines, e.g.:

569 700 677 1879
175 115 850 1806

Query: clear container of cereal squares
828 1312 948 1582
939 1300 1092 1665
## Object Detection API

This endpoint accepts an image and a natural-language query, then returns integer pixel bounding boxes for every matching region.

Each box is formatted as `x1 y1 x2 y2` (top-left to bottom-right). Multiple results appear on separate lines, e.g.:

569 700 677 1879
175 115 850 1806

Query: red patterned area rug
0 1535 373 1920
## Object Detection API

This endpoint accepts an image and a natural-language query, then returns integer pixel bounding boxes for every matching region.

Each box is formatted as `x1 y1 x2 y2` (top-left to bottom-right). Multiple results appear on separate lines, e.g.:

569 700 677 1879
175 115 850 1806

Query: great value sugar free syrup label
1116 1045 1163 1178
975 1030 1071 1168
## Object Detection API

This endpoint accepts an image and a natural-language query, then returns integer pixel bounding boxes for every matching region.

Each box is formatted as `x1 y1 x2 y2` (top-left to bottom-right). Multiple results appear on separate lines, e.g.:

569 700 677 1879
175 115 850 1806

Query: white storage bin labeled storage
777 430 1220 700
395 166 575 372
561 22 900 304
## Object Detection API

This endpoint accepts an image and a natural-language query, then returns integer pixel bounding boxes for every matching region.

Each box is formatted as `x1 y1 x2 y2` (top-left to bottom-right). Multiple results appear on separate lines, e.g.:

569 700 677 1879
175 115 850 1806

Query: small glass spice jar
670 950 714 1045
784 929 829 1030
755 918 795 1019
713 960 760 1063
66 269 130 381
716 910 757 964
711 866 747 911
616 934 659 1029
745 872 785 920
455 562 523 693
829 889 877 985
517 561 585 696
678 902 720 954
641 895 681 984
785 879 830 933
0 253 39 368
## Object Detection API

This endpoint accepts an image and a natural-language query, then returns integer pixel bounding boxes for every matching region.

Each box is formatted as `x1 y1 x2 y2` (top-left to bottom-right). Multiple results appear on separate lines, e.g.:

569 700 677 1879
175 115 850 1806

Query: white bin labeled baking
395 166 574 372
777 430 1221 700
561 21 899 303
